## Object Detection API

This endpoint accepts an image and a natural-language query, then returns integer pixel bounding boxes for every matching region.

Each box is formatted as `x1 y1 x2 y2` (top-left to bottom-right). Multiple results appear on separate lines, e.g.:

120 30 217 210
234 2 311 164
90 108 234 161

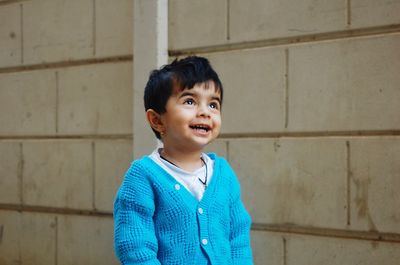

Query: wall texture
0 0 399 264
0 0 132 264
168 0 400 264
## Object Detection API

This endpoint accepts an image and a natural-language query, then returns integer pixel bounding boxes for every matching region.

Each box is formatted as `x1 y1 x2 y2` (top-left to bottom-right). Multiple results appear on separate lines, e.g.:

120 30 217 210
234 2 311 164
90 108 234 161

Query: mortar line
54 216 58 265
169 25 400 56
1 131 399 141
20 3 24 64
347 0 352 27
0 0 27 6
0 204 113 217
2 203 400 243
252 223 400 243
218 130 400 139
0 225 3 245
55 71 59 134
283 236 287 265
346 140 351 226
0 55 133 74
18 142 24 205
0 134 133 140
18 223 22 265
284 48 289 129
226 140 230 162
226 0 230 40
92 0 97 56
218 131 400 139
92 141 96 210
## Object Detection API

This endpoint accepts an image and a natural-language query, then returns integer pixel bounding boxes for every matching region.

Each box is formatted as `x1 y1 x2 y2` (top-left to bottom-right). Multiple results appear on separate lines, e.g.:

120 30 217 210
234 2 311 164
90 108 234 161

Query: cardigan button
174 184 181 190
201 239 208 245
198 208 204 214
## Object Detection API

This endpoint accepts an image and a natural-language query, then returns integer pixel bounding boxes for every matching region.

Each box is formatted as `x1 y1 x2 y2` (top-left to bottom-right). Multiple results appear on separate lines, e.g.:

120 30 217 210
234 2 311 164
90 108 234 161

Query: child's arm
229 170 253 265
114 163 161 265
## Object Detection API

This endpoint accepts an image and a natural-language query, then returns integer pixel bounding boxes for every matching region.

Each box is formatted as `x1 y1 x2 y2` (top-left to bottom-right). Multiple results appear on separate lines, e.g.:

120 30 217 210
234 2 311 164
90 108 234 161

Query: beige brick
207 48 286 133
0 210 21 264
20 212 56 265
0 211 56 265
229 138 347 228
251 231 284 265
94 140 132 212
351 0 400 28
0 142 21 204
350 137 400 234
286 233 400 265
169 0 228 50
23 141 93 209
0 4 21 67
57 215 118 265
95 0 133 57
204 139 228 158
230 0 346 42
0 70 56 135
289 35 400 131
23 0 93 64
58 62 132 135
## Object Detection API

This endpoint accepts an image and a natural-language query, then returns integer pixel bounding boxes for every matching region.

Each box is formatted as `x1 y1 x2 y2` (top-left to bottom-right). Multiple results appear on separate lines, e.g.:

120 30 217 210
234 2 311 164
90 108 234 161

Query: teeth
191 125 209 131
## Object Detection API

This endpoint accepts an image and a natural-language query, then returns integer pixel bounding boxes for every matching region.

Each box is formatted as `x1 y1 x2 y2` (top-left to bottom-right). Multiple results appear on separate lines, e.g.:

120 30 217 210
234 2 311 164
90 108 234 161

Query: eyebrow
178 91 195 99
178 91 222 103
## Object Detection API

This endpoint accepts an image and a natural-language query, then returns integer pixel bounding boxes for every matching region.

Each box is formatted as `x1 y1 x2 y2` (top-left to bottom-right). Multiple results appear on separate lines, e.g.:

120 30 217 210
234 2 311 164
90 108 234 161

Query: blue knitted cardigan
114 153 253 265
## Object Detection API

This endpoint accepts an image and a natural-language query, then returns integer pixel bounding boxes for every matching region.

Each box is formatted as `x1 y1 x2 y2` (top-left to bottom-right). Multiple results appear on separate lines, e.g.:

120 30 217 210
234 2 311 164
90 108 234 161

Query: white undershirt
149 148 214 201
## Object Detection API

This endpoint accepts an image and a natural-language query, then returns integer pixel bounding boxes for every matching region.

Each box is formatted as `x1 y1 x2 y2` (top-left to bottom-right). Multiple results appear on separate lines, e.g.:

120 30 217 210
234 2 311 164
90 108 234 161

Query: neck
161 146 203 172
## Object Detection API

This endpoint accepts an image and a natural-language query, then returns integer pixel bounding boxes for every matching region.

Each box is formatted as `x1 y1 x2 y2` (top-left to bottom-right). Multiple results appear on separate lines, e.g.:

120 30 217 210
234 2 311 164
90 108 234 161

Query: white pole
133 0 168 159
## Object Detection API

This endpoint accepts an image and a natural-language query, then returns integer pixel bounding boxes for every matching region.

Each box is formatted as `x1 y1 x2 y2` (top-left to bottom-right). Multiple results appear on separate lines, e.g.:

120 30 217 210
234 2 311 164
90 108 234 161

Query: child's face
160 82 222 152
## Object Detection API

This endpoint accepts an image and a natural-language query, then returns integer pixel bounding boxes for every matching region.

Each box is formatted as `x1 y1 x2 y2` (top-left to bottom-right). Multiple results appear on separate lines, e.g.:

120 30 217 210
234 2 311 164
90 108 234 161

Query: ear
146 109 165 133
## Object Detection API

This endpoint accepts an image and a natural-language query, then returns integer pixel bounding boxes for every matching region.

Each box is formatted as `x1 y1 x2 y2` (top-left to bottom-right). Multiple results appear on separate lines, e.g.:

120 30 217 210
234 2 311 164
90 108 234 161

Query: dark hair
144 56 223 139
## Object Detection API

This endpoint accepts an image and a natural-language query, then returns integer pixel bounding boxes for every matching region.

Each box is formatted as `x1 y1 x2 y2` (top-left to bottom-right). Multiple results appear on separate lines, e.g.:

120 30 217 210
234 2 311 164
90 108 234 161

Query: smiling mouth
189 124 211 133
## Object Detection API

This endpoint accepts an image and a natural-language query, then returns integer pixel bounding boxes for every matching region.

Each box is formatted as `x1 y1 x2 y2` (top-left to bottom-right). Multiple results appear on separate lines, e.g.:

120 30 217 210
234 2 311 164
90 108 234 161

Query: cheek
213 115 222 129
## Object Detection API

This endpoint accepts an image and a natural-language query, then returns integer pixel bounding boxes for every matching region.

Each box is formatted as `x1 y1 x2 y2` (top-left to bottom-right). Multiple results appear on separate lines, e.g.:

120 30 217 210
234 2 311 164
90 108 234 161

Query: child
114 56 253 264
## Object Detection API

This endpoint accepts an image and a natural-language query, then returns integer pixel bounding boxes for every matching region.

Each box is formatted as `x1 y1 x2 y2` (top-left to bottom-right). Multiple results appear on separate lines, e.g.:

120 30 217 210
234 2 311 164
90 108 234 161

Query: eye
209 101 220 110
183 98 195 105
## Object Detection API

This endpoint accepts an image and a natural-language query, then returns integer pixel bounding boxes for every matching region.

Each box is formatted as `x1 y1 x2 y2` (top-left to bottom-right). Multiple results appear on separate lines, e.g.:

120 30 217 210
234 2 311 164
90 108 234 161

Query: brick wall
1 0 400 264
169 0 400 264
0 0 133 264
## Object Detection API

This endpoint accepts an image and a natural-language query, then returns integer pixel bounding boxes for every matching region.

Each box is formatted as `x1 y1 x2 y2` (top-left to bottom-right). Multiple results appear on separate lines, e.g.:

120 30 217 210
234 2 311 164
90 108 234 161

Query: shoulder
115 156 157 203
207 152 229 168
208 153 240 187
207 153 235 175
118 156 157 192
124 156 157 179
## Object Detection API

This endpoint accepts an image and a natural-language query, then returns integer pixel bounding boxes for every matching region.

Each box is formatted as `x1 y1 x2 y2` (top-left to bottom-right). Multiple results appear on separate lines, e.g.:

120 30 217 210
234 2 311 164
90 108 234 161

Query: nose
197 102 211 118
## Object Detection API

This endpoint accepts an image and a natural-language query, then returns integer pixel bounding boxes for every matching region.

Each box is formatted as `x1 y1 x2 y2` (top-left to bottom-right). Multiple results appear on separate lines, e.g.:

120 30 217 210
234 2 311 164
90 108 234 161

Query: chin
191 139 212 149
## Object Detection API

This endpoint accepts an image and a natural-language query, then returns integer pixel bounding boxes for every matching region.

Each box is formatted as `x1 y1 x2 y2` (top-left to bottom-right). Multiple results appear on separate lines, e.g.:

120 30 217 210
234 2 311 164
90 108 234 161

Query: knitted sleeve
114 162 161 265
228 164 253 265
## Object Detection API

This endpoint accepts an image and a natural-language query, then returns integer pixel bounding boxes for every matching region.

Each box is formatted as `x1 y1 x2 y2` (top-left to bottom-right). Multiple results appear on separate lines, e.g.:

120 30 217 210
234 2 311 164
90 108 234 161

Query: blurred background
0 0 399 264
